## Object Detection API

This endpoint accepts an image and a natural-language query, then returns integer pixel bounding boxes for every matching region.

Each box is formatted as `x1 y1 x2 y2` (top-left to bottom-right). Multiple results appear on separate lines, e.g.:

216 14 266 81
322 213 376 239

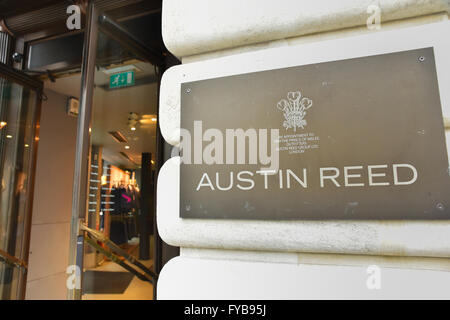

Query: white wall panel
158 257 450 299
162 0 449 57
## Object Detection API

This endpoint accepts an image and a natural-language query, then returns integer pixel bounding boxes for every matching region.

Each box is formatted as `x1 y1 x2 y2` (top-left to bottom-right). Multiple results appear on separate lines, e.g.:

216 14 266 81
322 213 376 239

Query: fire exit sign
109 71 135 89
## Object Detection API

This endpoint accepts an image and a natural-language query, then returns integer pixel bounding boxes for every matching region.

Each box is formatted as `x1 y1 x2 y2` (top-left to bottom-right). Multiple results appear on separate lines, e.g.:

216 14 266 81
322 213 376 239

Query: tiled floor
82 258 154 300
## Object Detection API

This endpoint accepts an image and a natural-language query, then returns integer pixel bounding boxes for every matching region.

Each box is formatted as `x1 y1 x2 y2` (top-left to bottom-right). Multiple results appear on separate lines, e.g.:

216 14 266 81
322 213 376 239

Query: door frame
67 1 165 300
0 62 43 300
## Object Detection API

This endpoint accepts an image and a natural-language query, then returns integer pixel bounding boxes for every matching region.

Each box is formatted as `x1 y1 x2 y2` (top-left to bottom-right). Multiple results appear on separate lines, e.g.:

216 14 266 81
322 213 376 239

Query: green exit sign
109 71 135 89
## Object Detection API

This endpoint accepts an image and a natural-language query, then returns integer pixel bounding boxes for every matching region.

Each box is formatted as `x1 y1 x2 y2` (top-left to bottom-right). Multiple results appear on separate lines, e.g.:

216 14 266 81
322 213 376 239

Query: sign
179 48 450 220
109 71 135 89
66 97 79 117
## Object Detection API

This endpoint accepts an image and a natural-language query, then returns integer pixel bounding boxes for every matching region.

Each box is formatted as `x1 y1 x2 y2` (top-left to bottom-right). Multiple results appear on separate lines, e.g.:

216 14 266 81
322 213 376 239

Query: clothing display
111 185 140 215
102 181 141 245
109 219 128 245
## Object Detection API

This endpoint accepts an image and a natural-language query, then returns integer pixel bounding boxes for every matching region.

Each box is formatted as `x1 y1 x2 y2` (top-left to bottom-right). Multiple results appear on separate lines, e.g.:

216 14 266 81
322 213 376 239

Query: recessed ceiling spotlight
131 127 136 131
125 146 130 150
140 115 158 125
128 112 139 120
0 121 7 129
6 135 12 139
109 131 128 143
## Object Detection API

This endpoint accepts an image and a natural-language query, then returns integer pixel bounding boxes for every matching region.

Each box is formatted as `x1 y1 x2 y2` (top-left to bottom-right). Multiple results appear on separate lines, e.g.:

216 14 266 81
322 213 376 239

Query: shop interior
44 36 159 299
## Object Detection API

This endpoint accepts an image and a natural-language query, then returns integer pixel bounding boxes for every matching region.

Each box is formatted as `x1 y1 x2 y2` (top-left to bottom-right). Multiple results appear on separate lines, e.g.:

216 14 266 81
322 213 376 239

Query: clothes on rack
111 184 140 215
104 182 141 245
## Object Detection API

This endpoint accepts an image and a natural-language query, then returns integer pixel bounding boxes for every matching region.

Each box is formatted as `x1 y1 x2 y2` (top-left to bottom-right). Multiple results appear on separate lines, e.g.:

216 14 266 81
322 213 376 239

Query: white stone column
157 0 450 299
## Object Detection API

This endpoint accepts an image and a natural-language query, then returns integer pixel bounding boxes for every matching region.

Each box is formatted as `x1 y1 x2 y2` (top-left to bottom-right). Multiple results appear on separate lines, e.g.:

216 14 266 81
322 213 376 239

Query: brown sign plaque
180 48 450 220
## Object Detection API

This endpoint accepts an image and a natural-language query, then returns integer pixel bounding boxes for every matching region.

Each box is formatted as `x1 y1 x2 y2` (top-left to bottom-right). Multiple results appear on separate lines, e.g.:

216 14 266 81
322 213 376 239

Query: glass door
68 2 163 300
0 63 42 300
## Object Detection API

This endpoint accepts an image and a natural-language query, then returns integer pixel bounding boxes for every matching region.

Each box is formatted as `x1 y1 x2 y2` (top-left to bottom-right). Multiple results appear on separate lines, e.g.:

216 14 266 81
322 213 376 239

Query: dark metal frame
67 1 99 300
17 76 42 300
153 64 164 300
0 62 43 300
0 63 42 89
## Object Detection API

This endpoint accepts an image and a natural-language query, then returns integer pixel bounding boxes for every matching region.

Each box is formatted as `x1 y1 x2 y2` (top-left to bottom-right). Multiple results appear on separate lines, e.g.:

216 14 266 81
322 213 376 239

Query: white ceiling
44 63 158 169
45 73 82 98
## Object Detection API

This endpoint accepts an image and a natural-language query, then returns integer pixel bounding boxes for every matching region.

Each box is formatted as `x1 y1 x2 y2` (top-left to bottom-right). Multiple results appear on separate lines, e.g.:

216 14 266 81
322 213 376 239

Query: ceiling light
131 127 136 131
6 135 12 139
140 115 158 125
108 131 128 143
125 146 130 150
0 121 6 129
24 144 29 148
120 152 137 165
128 112 139 120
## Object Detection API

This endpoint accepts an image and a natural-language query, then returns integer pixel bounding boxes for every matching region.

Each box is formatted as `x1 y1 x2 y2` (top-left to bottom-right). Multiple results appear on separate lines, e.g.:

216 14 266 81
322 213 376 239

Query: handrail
84 237 154 283
81 224 157 284
0 248 27 270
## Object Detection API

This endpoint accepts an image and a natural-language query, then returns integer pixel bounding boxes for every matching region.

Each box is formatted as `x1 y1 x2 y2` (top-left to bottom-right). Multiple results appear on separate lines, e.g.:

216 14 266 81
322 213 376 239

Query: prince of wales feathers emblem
277 91 313 132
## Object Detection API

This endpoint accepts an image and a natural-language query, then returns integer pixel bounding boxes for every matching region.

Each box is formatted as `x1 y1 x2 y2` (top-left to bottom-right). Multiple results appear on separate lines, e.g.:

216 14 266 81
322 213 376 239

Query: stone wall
157 0 450 299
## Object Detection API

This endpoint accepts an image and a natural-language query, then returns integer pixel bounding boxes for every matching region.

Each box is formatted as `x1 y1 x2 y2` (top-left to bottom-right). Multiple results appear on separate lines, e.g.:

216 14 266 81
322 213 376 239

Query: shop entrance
47 43 159 299
62 4 163 300
0 0 177 300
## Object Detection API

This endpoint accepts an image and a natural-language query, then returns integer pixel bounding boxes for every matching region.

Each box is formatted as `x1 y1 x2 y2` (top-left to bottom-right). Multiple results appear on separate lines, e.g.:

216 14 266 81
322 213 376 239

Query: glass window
81 30 158 300
0 76 39 300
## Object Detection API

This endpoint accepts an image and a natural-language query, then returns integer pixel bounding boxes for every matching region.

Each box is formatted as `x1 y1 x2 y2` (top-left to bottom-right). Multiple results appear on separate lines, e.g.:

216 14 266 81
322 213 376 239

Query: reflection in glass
81 30 158 300
0 77 38 300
